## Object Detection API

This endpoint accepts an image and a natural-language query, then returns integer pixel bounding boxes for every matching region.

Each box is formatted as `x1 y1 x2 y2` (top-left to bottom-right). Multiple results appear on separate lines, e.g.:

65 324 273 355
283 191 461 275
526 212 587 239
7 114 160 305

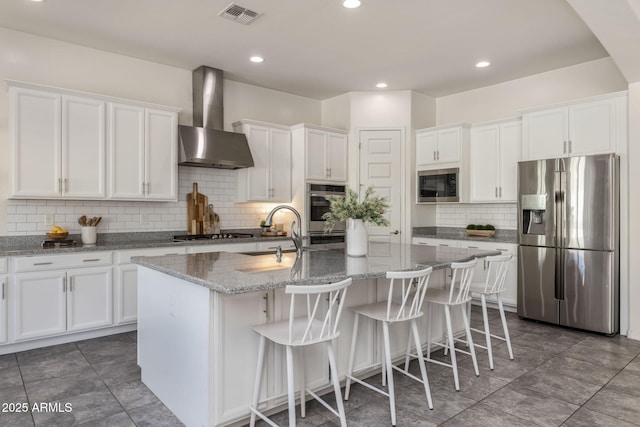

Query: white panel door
470 125 500 202
116 265 138 324
0 276 7 344
525 107 567 160
62 95 106 198
108 103 145 199
326 132 348 182
13 272 67 341
436 127 462 163
269 128 292 201
498 121 522 202
305 129 328 180
145 108 177 200
67 267 113 332
246 125 271 201
359 129 402 243
10 87 61 198
569 99 616 156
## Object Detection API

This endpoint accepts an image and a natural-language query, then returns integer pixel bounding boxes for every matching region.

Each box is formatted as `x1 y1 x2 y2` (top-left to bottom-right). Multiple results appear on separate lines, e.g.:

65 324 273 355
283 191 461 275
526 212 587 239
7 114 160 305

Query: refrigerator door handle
555 248 564 301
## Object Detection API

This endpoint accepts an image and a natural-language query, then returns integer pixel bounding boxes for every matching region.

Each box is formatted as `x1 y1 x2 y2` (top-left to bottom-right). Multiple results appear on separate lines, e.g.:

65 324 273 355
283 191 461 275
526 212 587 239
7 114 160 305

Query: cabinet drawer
412 237 459 247
115 246 186 264
13 252 112 273
0 258 7 274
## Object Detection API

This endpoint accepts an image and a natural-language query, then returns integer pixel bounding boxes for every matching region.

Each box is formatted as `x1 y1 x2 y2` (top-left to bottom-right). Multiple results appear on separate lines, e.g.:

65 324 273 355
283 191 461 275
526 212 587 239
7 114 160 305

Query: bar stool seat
344 267 434 427
249 278 352 427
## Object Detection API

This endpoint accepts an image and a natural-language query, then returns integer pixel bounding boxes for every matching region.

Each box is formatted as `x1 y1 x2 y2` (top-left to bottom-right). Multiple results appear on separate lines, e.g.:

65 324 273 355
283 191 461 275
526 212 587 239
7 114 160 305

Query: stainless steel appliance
307 183 346 247
417 168 459 203
517 154 619 334
173 232 253 242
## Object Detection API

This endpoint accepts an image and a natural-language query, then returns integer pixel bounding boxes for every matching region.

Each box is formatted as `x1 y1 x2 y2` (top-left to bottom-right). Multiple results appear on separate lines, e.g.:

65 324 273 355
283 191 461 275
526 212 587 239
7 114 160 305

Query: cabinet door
269 128 292 201
108 103 145 199
525 108 567 160
498 121 521 202
436 127 462 163
13 272 67 341
62 96 106 199
568 98 616 156
67 267 113 332
115 265 138 324
145 108 178 201
245 125 271 201
10 87 61 198
416 131 438 166
305 129 328 180
0 276 7 344
470 125 500 202
326 132 348 182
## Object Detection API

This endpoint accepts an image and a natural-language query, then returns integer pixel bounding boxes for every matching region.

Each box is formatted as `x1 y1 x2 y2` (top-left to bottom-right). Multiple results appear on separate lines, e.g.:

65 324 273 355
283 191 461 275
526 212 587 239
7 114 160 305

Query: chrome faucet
263 205 303 256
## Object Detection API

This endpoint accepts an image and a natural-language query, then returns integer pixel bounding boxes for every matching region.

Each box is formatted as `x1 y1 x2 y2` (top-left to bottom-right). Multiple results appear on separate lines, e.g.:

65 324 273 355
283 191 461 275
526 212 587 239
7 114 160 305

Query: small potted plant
323 186 390 256
259 219 272 233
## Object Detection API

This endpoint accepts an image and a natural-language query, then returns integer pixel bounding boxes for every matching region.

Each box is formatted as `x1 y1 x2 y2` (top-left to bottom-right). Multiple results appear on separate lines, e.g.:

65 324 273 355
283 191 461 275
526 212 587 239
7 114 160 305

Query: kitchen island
133 243 499 427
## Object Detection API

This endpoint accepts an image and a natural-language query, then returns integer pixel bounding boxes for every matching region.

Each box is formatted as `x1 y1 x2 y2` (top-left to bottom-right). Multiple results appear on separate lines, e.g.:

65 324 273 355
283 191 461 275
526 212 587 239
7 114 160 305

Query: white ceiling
0 0 610 100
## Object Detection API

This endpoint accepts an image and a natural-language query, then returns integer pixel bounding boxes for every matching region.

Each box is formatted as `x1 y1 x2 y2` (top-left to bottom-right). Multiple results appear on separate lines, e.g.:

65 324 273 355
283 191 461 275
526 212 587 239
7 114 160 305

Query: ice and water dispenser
521 194 547 235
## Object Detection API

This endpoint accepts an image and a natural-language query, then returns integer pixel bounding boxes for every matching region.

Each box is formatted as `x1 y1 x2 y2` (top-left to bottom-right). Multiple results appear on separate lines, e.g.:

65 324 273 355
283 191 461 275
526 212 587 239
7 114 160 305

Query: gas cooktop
173 233 254 242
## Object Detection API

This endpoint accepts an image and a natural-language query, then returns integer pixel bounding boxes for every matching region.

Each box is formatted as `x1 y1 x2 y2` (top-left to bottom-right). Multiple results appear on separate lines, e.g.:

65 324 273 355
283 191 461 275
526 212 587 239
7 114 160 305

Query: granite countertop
0 230 292 257
132 243 500 295
413 226 518 244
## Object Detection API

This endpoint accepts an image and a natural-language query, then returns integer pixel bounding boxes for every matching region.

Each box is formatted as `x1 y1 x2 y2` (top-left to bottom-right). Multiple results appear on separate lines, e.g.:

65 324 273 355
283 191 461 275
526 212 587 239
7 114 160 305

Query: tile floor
1 307 640 426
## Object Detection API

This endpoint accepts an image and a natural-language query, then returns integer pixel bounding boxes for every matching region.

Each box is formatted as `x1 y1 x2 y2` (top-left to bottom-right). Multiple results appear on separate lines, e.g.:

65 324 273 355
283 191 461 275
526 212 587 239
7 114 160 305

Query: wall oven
307 183 346 247
417 167 459 203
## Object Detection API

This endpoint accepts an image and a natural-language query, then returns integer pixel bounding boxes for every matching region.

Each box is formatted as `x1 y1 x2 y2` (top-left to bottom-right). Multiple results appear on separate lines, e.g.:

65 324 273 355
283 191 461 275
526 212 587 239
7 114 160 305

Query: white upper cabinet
234 120 292 202
9 86 106 199
470 119 521 203
300 125 348 182
522 92 627 160
416 125 468 167
108 104 178 201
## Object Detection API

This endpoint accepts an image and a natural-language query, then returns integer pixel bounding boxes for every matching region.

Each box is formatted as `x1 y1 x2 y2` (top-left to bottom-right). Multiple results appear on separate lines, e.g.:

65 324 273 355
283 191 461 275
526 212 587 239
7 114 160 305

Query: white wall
436 58 627 125
321 93 351 129
626 81 640 340
0 28 321 236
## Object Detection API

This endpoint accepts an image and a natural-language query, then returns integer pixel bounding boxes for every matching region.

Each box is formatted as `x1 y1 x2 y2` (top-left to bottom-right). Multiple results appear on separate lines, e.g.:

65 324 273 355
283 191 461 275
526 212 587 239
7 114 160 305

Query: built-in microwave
417 168 459 203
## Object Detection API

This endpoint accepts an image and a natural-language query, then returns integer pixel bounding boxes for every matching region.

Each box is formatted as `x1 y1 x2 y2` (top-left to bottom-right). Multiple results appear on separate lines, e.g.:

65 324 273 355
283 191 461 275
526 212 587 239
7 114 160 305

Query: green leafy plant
466 224 477 230
322 186 390 233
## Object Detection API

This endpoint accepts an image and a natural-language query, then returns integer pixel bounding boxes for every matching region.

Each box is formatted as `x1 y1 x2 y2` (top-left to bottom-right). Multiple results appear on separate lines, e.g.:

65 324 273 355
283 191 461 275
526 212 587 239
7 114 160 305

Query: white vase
81 226 97 245
346 218 368 257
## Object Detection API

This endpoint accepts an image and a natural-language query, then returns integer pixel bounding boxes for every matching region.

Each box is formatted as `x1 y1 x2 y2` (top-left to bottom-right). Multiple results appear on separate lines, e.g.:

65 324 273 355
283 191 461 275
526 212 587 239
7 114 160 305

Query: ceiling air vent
218 3 262 25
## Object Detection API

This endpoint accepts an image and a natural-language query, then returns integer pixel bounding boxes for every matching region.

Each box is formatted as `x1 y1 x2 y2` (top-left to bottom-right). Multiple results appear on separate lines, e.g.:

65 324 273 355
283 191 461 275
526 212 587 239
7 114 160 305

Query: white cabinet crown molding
518 90 627 115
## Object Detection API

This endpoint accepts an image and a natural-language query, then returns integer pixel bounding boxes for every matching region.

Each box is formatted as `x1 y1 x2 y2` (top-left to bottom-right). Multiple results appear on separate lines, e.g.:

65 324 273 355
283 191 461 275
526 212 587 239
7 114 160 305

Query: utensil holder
81 226 97 245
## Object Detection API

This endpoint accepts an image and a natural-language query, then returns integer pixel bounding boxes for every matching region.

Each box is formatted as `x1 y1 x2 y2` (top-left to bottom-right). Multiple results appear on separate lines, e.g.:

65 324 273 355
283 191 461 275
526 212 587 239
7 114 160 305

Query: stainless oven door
308 232 345 248
307 184 346 233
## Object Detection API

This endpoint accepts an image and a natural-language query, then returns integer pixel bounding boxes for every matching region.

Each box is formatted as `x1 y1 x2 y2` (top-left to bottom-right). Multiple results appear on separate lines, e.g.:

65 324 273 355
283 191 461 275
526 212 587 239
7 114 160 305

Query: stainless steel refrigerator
517 154 619 334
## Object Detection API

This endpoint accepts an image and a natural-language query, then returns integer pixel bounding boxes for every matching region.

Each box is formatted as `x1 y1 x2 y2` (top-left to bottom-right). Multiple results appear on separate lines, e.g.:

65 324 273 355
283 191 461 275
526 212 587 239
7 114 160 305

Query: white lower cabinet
11 252 113 341
114 247 186 324
1 258 9 344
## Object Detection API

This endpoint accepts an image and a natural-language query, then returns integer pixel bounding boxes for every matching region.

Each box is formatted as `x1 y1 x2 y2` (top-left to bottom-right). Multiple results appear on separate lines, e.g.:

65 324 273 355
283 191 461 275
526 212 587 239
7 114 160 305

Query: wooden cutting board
187 182 208 235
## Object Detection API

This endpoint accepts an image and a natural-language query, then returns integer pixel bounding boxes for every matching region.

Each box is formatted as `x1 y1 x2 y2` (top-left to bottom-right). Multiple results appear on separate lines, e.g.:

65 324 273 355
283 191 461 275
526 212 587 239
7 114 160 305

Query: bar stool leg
462 305 479 376
327 341 347 427
444 305 459 391
498 294 514 359
382 321 397 427
404 328 413 372
250 335 266 427
286 345 297 427
426 303 432 358
481 294 494 370
411 319 433 409
298 348 306 418
344 313 360 400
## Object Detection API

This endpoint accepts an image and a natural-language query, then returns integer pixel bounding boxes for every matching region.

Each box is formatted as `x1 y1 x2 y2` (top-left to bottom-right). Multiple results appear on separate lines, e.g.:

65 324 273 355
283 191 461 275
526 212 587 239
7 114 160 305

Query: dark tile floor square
1 307 640 426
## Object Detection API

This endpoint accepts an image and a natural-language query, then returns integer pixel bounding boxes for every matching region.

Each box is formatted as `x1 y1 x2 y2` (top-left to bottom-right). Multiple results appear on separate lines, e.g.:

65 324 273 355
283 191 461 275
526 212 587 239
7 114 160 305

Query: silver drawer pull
2 282 5 300
82 258 101 262
467 246 479 249
497 248 508 252
33 262 53 266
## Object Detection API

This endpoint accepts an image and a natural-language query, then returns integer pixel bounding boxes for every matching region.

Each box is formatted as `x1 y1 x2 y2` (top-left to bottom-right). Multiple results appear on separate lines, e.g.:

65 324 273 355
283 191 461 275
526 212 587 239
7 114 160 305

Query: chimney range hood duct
178 66 254 169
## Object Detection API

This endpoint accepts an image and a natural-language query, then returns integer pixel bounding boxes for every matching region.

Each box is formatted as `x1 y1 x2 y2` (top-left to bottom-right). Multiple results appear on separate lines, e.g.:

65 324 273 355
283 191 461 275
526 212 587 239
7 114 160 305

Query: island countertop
132 242 500 294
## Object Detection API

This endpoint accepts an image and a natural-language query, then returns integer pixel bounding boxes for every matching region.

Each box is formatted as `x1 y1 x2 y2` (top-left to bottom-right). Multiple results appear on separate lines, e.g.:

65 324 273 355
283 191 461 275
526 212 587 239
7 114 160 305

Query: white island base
138 266 464 427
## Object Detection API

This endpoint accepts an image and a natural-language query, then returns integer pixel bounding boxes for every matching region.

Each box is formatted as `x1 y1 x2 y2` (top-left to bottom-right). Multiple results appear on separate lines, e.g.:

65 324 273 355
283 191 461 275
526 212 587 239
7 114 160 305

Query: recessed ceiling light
476 61 491 68
250 56 264 63
343 0 361 8
31 0 46 2
376 82 388 89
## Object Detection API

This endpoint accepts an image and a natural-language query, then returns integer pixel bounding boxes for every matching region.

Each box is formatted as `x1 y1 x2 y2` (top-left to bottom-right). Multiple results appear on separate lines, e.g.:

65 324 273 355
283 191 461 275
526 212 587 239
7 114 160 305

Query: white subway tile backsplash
5 166 277 236
436 203 517 230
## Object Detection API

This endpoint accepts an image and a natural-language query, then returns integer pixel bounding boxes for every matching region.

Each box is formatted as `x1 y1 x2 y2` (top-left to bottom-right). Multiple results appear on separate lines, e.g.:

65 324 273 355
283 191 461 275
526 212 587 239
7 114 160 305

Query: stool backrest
384 267 433 321
448 259 477 304
483 254 512 294
285 278 352 344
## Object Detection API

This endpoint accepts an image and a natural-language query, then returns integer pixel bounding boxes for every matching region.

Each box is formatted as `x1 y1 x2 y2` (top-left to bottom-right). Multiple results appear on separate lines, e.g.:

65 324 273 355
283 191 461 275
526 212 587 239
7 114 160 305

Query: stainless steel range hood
178 66 254 169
